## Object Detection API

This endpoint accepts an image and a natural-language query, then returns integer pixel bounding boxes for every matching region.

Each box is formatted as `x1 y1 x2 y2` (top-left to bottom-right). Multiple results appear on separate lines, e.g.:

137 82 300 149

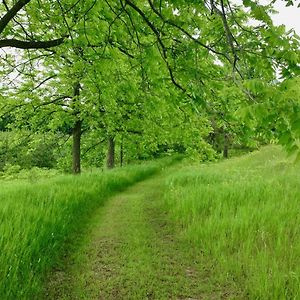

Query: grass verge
163 146 300 299
0 157 176 299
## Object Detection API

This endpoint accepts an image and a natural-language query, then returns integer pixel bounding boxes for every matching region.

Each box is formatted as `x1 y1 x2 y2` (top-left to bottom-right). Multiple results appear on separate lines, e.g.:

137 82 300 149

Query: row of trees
0 0 299 173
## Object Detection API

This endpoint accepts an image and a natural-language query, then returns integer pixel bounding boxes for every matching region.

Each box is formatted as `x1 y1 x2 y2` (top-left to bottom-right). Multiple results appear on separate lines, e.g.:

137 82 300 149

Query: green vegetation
1 1 300 175
0 157 174 300
1 1 300 299
163 146 300 299
2 142 300 299
44 165 216 300
45 146 300 299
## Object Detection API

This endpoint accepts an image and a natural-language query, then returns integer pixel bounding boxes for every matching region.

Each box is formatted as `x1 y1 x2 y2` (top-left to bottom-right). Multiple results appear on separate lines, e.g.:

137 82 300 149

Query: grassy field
163 146 300 299
44 170 205 299
2 146 300 299
0 158 175 300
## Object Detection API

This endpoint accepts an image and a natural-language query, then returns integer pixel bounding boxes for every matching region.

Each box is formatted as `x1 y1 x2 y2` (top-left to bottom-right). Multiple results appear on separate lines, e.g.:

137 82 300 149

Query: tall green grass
164 146 300 299
0 158 174 299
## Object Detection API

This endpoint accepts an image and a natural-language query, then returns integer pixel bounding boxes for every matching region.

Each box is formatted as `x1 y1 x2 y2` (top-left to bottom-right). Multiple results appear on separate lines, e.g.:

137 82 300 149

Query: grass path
44 169 233 299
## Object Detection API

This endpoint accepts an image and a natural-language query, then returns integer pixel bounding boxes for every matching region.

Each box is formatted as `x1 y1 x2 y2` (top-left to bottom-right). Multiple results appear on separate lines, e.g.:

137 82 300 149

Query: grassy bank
163 146 300 299
0 158 175 300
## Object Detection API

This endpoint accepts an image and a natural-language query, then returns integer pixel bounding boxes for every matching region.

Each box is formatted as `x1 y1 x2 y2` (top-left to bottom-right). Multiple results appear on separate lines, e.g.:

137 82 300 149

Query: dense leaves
0 0 299 172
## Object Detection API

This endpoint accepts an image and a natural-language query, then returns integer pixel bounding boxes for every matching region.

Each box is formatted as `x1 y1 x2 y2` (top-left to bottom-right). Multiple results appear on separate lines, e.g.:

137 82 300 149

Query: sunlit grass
0 158 174 299
163 146 300 298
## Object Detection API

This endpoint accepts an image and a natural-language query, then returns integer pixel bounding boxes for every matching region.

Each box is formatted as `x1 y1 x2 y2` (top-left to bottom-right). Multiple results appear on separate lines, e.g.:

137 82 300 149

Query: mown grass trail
0 158 177 299
45 146 300 299
45 168 229 299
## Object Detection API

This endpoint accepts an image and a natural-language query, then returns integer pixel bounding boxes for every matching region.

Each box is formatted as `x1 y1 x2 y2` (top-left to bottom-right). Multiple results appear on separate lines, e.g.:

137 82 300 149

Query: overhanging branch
0 37 66 49
0 0 31 34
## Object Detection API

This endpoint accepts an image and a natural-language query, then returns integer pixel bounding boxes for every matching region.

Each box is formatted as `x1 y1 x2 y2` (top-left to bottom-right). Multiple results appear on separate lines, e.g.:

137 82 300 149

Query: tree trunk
107 136 115 169
72 119 82 174
223 133 229 159
120 136 124 167
72 82 81 174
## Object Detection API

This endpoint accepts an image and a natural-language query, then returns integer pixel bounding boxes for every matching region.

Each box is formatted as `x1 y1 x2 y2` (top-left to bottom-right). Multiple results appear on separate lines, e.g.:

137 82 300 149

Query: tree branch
147 0 231 62
0 37 66 49
0 0 31 34
125 0 188 93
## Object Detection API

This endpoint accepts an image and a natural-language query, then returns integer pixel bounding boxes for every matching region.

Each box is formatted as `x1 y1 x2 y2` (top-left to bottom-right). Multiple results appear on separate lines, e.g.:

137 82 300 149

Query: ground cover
164 146 300 298
0 157 174 299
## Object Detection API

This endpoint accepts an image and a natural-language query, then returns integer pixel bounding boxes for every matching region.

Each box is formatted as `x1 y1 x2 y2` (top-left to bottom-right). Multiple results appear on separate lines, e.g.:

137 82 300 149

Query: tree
1 0 300 173
0 0 68 49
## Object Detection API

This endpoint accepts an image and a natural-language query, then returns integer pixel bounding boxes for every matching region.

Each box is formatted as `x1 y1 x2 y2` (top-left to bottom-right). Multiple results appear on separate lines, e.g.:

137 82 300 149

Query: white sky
233 0 300 33
271 0 300 33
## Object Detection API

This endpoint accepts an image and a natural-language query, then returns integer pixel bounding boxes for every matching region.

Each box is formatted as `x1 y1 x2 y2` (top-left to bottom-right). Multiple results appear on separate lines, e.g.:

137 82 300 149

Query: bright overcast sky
233 0 300 34
271 0 300 33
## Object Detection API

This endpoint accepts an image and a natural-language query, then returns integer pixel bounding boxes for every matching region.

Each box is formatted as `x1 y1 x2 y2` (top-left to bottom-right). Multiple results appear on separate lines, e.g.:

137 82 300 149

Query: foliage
1 1 300 298
0 165 61 181
0 131 59 171
1 0 299 172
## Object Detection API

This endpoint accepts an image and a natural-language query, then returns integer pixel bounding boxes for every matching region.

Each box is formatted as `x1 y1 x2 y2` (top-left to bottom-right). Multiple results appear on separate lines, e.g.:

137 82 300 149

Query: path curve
45 170 226 299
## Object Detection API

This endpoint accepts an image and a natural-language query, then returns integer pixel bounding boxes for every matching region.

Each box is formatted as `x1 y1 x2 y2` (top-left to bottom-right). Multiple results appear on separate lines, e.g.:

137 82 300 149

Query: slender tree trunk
120 136 124 167
72 119 82 174
223 133 229 159
72 82 81 174
107 136 115 169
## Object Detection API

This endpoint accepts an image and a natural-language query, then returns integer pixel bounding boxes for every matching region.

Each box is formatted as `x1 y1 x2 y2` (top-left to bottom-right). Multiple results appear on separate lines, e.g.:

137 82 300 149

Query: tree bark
72 82 81 174
0 37 65 49
223 133 229 159
120 136 124 167
72 119 81 174
107 136 115 169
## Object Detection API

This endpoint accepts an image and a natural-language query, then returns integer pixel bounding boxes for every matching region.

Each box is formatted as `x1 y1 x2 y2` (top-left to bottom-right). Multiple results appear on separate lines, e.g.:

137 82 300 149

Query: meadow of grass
0 157 174 300
163 146 300 299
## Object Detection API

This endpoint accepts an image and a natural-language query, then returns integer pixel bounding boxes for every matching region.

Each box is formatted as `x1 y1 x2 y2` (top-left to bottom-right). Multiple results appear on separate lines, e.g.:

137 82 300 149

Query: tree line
0 0 299 173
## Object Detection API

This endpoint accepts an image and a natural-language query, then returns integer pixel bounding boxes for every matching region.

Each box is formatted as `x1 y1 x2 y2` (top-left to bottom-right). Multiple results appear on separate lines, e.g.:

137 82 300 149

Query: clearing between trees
45 146 300 299
45 168 226 300
1 2 300 299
